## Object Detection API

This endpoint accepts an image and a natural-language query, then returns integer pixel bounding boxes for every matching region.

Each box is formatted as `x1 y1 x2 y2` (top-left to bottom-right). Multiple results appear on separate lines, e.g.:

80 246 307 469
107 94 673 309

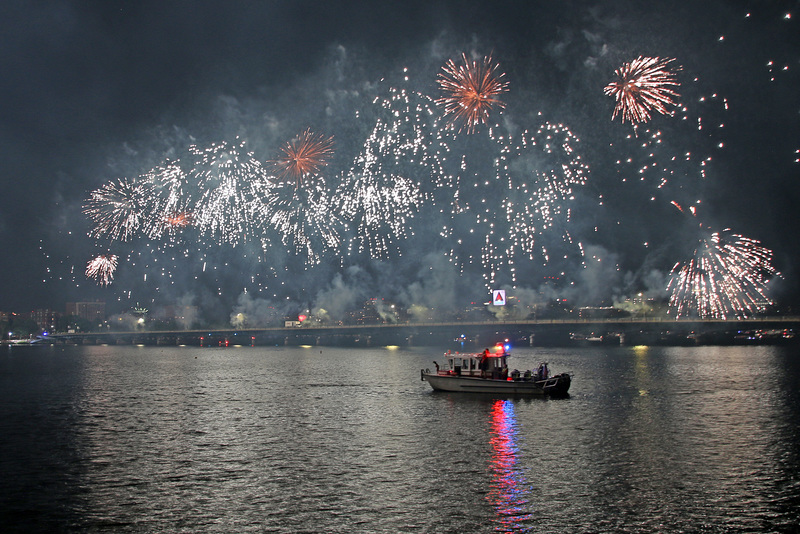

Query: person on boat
480 348 490 378
537 363 548 380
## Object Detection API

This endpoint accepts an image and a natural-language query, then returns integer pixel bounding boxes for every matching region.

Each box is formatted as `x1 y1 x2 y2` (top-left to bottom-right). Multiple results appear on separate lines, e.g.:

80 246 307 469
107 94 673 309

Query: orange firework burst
604 56 681 124
271 129 334 187
436 53 509 134
165 211 193 228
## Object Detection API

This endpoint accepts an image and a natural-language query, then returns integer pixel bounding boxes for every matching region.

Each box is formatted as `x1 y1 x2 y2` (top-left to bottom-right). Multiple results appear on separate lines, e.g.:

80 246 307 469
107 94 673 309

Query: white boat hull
422 372 570 396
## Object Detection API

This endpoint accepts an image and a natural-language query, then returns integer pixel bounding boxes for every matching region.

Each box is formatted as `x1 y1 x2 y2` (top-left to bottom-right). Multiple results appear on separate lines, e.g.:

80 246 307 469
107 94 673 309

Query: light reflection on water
0 344 798 532
488 399 532 532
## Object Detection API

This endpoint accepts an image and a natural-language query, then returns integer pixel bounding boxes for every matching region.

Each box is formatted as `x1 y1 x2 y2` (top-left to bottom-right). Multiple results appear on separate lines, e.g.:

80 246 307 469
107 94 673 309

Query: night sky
1 0 798 325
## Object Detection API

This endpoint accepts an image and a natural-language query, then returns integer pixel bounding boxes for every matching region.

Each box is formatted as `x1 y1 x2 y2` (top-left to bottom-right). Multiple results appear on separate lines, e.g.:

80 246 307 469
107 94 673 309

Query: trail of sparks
267 182 343 265
442 119 590 288
189 138 272 247
144 161 193 240
336 85 446 259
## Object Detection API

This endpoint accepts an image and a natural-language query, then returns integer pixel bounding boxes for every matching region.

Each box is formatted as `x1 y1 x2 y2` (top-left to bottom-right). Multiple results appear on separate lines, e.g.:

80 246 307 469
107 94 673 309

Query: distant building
28 309 61 331
66 301 106 323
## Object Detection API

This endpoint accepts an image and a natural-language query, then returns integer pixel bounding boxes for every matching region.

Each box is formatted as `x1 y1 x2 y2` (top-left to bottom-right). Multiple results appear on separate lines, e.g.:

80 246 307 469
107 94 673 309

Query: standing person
480 348 490 378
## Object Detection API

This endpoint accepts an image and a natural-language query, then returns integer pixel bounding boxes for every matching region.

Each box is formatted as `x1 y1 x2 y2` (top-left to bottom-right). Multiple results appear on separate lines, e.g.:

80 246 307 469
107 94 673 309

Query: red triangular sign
492 289 506 305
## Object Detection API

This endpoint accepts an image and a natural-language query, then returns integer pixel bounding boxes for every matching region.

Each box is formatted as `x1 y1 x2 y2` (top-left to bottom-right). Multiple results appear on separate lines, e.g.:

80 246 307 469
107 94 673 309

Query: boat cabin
439 345 510 379
434 344 553 383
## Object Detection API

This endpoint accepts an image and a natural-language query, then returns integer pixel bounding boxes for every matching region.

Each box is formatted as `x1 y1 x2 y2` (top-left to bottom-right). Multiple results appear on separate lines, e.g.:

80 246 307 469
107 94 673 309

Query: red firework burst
604 56 681 124
436 53 509 134
165 211 193 228
271 129 334 187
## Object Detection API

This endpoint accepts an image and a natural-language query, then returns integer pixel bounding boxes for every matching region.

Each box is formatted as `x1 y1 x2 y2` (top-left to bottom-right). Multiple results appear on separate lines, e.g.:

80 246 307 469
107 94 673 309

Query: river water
1 343 798 533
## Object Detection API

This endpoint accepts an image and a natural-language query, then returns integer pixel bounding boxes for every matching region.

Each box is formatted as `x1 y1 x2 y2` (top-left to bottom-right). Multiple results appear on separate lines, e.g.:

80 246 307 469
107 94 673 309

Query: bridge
44 316 800 347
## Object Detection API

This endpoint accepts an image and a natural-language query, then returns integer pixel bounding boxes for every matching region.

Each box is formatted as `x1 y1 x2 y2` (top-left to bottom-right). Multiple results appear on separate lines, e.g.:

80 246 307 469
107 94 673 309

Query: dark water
1 343 798 533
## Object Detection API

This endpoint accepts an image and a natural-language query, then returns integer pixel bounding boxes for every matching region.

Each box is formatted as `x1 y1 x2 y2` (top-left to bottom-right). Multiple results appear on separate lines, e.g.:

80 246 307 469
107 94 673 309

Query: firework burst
337 84 447 258
604 56 681 124
75 70 590 305
267 183 344 265
189 138 271 246
436 53 509 134
164 211 193 229
143 161 193 239
271 129 334 187
86 254 119 286
84 178 156 242
441 120 590 288
667 228 779 319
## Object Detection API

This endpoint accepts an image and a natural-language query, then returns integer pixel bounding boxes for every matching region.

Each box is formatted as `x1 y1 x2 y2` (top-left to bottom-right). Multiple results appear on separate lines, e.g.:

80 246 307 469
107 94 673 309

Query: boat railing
541 374 570 389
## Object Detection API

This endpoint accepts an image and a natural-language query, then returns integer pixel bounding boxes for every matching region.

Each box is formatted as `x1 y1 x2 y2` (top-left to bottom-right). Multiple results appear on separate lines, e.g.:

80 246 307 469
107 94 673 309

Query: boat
420 344 571 396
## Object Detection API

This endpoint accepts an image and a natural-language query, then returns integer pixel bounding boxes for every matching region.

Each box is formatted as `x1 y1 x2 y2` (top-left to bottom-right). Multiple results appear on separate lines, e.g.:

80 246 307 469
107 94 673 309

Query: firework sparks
83 178 156 242
604 56 681 124
164 211 193 229
610 84 728 225
190 138 271 246
667 229 779 319
271 129 334 187
337 84 446 259
143 161 192 239
76 73 592 303
442 119 590 287
86 254 119 286
267 183 343 264
436 53 509 134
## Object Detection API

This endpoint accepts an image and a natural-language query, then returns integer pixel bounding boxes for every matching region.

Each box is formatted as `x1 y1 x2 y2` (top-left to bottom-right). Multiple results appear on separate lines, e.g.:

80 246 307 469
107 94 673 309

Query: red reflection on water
488 399 532 531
